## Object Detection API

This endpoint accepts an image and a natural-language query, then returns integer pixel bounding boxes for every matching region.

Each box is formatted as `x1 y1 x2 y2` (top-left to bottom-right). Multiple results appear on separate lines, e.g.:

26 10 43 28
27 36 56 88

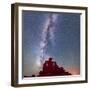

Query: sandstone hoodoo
38 57 71 77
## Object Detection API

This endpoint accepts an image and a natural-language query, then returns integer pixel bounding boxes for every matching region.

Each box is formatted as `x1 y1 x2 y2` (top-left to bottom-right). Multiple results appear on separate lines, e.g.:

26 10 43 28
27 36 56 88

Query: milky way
22 11 80 76
40 14 58 65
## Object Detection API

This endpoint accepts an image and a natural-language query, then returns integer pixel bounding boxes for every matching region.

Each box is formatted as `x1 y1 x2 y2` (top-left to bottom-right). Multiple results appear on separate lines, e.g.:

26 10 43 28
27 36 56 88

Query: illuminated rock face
38 57 71 76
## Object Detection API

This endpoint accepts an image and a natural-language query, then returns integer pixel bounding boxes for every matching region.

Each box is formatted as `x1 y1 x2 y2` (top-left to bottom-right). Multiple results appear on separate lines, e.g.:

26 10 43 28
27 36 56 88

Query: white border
18 6 86 84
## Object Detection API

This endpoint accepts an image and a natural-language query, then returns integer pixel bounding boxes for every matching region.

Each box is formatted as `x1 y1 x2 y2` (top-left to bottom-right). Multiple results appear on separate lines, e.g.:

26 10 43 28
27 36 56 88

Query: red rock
38 57 71 77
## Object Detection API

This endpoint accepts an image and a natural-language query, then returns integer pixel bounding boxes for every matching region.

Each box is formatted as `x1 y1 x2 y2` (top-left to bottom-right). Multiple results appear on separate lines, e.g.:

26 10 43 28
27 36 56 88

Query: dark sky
22 10 80 76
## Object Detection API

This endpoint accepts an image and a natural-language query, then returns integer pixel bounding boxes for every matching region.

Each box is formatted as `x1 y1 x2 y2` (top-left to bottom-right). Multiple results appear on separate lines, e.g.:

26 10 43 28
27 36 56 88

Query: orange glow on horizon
66 67 80 75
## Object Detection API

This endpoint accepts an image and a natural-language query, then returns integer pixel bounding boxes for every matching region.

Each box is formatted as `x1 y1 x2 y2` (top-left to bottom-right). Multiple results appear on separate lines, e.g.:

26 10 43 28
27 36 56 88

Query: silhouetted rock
31 75 35 77
38 57 71 77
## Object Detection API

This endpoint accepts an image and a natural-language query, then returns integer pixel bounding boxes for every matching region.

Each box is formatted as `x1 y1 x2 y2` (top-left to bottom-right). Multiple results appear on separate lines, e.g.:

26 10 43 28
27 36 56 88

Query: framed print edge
85 7 88 83
11 4 18 87
11 3 88 87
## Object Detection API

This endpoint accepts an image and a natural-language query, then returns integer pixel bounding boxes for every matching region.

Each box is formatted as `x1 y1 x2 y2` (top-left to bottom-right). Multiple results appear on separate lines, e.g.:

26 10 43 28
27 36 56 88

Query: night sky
22 10 80 77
